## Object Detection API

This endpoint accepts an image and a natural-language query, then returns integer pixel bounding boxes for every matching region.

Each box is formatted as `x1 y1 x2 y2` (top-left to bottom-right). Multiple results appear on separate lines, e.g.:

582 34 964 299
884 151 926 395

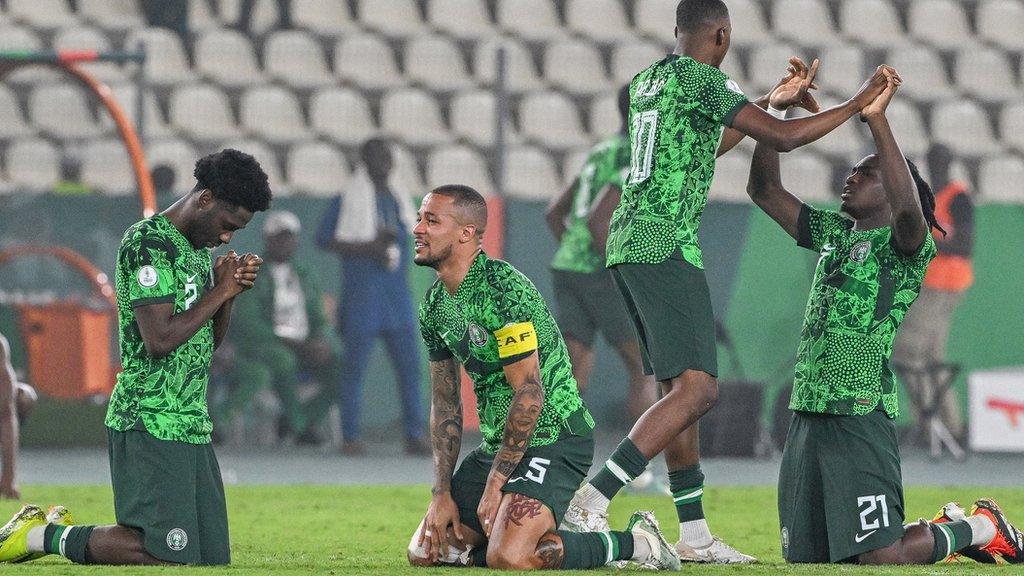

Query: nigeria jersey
551 134 630 273
106 214 216 444
419 252 590 454
606 55 748 269
790 206 936 418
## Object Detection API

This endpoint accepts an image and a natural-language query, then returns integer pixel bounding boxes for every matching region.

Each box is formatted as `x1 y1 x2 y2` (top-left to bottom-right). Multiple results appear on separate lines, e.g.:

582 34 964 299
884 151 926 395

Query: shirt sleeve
418 306 453 362
123 230 176 307
694 69 749 127
797 204 850 252
489 264 542 366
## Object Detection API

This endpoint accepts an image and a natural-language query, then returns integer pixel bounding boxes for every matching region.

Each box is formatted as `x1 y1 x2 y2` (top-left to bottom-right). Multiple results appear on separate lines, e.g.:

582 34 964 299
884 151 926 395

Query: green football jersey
551 134 630 273
106 214 216 444
790 205 937 418
419 252 591 454
606 55 748 269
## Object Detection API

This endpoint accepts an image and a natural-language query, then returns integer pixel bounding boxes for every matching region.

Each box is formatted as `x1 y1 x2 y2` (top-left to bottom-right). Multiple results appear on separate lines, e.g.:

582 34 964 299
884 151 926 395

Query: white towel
334 167 418 243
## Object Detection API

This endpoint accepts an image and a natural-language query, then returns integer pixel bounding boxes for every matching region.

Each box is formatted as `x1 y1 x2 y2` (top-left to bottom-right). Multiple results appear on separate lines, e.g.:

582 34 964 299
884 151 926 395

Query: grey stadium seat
428 0 495 41
309 87 377 147
169 84 242 143
334 34 404 90
504 145 561 200
496 0 563 42
194 28 265 88
405 36 475 92
518 91 589 150
80 138 135 195
6 138 60 191
286 141 351 197
264 30 334 89
380 88 453 147
427 145 495 196
240 86 311 145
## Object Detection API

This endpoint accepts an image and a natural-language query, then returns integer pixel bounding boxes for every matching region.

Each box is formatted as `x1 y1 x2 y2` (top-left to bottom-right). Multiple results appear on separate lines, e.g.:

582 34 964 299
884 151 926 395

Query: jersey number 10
628 110 659 185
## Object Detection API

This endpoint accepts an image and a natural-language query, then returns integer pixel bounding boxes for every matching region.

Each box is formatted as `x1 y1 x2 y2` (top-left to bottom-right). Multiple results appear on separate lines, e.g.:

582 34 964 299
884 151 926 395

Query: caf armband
494 322 538 359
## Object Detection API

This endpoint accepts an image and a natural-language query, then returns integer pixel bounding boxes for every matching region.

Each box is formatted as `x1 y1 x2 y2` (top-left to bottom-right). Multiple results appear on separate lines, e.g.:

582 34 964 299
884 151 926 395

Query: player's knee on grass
486 546 536 571
406 519 469 567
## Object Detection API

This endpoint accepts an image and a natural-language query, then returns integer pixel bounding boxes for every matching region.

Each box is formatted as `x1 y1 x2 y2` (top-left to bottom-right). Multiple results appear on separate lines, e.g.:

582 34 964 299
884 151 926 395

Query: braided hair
905 158 946 237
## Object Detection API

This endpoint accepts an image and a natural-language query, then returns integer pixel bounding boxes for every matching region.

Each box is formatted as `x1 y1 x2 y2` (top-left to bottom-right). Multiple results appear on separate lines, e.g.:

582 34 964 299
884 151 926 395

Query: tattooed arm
419 357 466 561
477 351 544 536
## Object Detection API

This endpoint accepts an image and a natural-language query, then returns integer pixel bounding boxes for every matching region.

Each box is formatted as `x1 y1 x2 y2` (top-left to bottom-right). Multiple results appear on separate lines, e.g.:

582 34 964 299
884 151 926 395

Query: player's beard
413 243 453 269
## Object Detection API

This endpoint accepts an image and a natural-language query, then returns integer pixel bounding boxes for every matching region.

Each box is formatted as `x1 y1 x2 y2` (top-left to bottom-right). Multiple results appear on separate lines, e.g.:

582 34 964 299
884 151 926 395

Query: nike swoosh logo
506 476 524 484
854 530 877 543
440 330 451 340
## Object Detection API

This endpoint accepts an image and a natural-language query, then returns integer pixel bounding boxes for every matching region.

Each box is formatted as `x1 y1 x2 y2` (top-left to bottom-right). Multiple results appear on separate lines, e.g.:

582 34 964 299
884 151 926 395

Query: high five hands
768 57 903 121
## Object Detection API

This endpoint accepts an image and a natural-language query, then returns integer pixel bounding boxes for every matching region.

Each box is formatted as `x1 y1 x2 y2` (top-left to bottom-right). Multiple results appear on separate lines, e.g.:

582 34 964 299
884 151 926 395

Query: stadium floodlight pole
0 50 157 218
493 45 508 197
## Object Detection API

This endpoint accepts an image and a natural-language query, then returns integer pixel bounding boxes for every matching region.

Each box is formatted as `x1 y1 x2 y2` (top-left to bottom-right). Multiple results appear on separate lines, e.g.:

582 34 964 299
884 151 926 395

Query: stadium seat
145 139 198 194
720 50 748 90
264 30 333 89
30 84 106 139
334 34 404 90
883 99 930 157
931 101 1003 156
781 151 835 203
791 96 868 162
240 86 310 145
475 38 543 93
7 0 77 31
292 0 356 36
390 143 427 195
77 0 143 32
709 152 753 203
496 0 563 42
106 83 174 140
816 43 866 98
5 138 60 191
977 0 1024 51
169 84 241 143
195 29 264 88
909 0 976 50
519 91 589 150
721 0 771 47
999 101 1024 152
426 145 494 195
0 25 58 86
52 26 126 84
309 87 377 146
839 0 906 48
562 148 590 185
589 93 624 138
887 46 956 102
218 0 283 35
504 145 561 200
219 139 287 195
634 0 679 39
955 48 1019 104
565 0 632 43
80 139 134 195
449 89 518 147
187 0 221 32
360 0 426 38
380 88 452 147
544 40 610 96
772 0 836 48
427 0 495 40
286 141 351 197
124 28 196 87
978 154 1024 203
748 43 803 93
612 41 664 84
405 36 475 92
0 85 33 140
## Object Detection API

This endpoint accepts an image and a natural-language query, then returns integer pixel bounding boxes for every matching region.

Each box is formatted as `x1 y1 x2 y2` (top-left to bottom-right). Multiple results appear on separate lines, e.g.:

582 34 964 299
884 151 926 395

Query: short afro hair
429 184 488 234
193 148 272 212
676 0 730 33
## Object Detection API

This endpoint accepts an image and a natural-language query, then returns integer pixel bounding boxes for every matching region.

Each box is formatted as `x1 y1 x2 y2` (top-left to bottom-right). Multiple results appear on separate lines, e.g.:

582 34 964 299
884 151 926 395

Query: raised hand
770 57 821 113
860 68 902 121
852 65 900 110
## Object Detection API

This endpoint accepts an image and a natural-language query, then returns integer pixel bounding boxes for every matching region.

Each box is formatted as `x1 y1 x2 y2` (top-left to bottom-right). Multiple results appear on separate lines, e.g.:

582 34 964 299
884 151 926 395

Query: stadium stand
0 0 1017 204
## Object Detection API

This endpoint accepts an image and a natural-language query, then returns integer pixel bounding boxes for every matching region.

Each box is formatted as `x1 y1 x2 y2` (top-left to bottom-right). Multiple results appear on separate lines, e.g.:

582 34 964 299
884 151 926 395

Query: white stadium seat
169 84 241 143
335 34 404 90
125 28 196 87
977 0 1024 51
450 90 518 147
360 0 426 38
0 86 32 140
77 0 143 32
30 84 106 139
887 46 957 102
709 151 754 203
634 0 678 39
380 88 452 147
748 43 802 94
475 38 543 93
955 48 1019 104
544 40 610 96
781 151 835 203
589 93 625 138
218 0 283 35
0 25 58 86
309 87 377 146
390 143 427 195
427 145 494 195
816 44 866 98
187 0 220 32
106 83 173 140
565 0 632 43
292 0 356 36
978 154 1024 203
504 145 561 200
8 0 77 31
909 0 976 50
264 30 333 89
80 139 134 195
792 96 868 162
562 148 590 185
194 29 264 88
1000 101 1024 152
145 139 199 195
884 100 930 158
612 42 664 84
840 0 906 48
772 0 836 48
725 0 772 47
6 138 60 191
931 101 1002 157
240 86 310 145
52 26 126 84
496 0 563 42
286 141 351 197
405 36 475 92
519 91 589 150
428 0 495 40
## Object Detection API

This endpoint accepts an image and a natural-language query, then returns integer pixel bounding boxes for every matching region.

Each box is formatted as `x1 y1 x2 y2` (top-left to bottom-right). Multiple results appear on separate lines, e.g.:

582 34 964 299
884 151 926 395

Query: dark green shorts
107 428 230 565
551 269 635 348
778 411 905 563
451 427 594 536
610 252 718 380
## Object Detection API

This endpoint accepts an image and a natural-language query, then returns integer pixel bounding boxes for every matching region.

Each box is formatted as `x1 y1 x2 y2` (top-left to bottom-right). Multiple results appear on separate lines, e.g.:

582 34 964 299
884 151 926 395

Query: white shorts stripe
605 461 633 484
600 531 614 564
58 527 74 557
937 523 953 557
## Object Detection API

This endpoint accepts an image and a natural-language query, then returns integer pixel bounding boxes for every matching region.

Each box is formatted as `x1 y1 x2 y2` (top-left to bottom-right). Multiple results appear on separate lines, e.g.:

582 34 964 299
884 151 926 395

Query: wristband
767 105 787 119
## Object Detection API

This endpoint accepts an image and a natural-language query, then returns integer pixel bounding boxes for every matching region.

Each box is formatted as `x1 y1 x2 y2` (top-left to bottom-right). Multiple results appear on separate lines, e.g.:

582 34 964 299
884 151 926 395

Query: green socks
591 438 649 501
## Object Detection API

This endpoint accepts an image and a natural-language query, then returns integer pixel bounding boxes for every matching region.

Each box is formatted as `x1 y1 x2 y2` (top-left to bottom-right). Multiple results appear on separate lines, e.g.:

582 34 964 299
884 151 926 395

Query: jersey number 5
628 110 658 185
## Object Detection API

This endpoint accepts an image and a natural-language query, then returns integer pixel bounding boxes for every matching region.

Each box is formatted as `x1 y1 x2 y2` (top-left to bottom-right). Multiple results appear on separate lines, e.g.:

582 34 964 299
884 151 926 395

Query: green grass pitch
3 485 1021 574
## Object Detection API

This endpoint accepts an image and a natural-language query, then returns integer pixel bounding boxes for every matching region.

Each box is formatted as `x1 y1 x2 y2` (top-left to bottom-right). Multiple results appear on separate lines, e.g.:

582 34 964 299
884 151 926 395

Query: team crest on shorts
166 528 188 551
468 323 489 347
780 526 790 554
849 241 871 263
